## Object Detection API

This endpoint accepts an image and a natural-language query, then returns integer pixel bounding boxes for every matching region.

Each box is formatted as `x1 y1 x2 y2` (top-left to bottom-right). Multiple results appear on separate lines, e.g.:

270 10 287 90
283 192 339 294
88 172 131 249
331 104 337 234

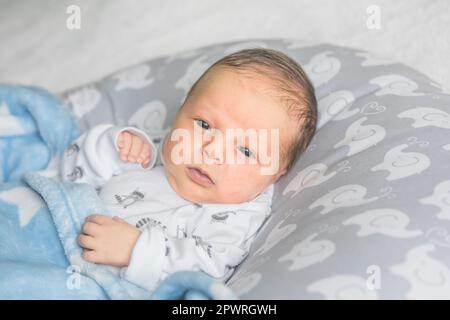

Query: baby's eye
238 146 254 158
195 119 211 130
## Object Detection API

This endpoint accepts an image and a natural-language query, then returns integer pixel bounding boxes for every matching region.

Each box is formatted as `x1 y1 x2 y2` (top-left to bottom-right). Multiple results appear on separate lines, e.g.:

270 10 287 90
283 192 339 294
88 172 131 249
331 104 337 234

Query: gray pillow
61 39 450 299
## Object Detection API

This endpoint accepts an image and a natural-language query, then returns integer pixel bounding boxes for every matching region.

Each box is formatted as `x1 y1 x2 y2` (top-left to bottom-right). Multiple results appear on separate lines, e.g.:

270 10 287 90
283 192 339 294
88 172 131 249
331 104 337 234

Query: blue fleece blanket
0 85 237 300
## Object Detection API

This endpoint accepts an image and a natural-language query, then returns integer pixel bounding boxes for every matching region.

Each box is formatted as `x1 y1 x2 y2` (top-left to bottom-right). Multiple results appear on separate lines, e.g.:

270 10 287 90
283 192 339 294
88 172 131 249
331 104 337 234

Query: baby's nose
202 139 223 164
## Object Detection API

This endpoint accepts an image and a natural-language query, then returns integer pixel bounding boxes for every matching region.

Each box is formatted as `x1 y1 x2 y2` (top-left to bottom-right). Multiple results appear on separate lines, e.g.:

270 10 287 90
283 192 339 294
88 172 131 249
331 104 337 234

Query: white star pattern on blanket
0 187 44 227
0 102 27 136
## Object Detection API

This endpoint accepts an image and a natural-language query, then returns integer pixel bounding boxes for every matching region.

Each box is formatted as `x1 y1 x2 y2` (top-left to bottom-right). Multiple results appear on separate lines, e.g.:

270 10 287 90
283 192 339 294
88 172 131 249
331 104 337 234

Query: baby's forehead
195 65 303 135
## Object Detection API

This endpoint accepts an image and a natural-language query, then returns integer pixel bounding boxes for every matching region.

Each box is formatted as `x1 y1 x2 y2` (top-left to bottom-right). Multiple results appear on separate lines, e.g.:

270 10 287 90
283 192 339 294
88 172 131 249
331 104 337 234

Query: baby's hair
185 48 318 173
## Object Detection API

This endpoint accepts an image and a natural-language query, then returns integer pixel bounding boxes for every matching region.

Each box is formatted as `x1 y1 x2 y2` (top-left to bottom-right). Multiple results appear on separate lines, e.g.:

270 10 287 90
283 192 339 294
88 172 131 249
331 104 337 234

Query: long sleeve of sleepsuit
60 123 158 188
119 184 274 292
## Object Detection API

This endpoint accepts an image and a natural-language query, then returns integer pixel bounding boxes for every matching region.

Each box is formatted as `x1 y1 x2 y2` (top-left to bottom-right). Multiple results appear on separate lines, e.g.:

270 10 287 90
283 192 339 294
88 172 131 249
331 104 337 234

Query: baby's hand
78 215 141 267
117 131 152 168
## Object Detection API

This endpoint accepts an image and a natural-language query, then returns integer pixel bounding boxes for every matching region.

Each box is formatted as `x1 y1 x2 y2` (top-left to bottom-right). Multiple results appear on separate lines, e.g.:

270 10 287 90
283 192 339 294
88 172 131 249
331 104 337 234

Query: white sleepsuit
60 123 274 292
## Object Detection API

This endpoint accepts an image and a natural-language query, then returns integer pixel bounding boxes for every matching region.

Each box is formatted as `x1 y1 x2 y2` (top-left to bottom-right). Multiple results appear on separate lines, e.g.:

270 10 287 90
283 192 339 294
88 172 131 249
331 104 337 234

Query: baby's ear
273 168 287 183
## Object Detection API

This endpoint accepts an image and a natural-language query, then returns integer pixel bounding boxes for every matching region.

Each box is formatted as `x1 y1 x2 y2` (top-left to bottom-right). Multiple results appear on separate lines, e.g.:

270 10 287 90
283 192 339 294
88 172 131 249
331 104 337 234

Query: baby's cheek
217 174 257 202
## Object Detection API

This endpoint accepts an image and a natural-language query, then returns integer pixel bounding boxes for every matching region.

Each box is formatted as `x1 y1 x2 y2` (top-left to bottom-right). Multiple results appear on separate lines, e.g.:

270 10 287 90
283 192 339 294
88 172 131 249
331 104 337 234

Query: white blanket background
0 0 448 92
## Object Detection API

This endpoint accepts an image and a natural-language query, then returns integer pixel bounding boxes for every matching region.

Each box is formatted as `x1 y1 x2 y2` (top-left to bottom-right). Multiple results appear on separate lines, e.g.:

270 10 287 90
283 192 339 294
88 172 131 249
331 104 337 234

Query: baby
61 48 317 292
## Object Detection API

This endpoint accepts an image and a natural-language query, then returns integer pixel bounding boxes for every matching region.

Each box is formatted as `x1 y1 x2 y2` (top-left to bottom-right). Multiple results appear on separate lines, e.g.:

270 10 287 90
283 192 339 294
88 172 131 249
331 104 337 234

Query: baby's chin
162 164 213 203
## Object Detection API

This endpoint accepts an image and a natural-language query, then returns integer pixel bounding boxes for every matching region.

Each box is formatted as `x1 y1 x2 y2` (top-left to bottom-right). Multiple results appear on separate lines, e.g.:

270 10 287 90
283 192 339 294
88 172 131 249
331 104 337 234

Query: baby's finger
137 143 151 164
86 214 111 225
82 250 102 263
128 135 143 162
77 234 97 250
82 222 99 236
120 132 133 161
117 133 124 148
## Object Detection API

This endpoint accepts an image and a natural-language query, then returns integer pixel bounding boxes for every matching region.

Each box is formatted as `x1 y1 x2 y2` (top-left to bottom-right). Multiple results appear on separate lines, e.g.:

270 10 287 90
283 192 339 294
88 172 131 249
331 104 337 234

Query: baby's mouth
186 166 215 187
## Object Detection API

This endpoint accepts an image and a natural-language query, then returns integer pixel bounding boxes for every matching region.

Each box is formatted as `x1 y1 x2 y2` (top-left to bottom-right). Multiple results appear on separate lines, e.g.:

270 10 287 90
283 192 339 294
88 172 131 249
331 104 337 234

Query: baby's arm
61 124 157 188
120 188 274 291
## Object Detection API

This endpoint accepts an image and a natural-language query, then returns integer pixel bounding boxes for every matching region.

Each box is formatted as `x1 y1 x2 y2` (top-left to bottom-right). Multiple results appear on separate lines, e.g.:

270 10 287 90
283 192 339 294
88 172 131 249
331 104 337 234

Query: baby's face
162 67 296 204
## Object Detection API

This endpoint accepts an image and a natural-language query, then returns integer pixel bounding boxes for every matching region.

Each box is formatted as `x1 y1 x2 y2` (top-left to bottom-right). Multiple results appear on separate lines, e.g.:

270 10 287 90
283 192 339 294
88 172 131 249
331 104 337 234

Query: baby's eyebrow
194 104 218 125
201 104 222 123
201 105 252 132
